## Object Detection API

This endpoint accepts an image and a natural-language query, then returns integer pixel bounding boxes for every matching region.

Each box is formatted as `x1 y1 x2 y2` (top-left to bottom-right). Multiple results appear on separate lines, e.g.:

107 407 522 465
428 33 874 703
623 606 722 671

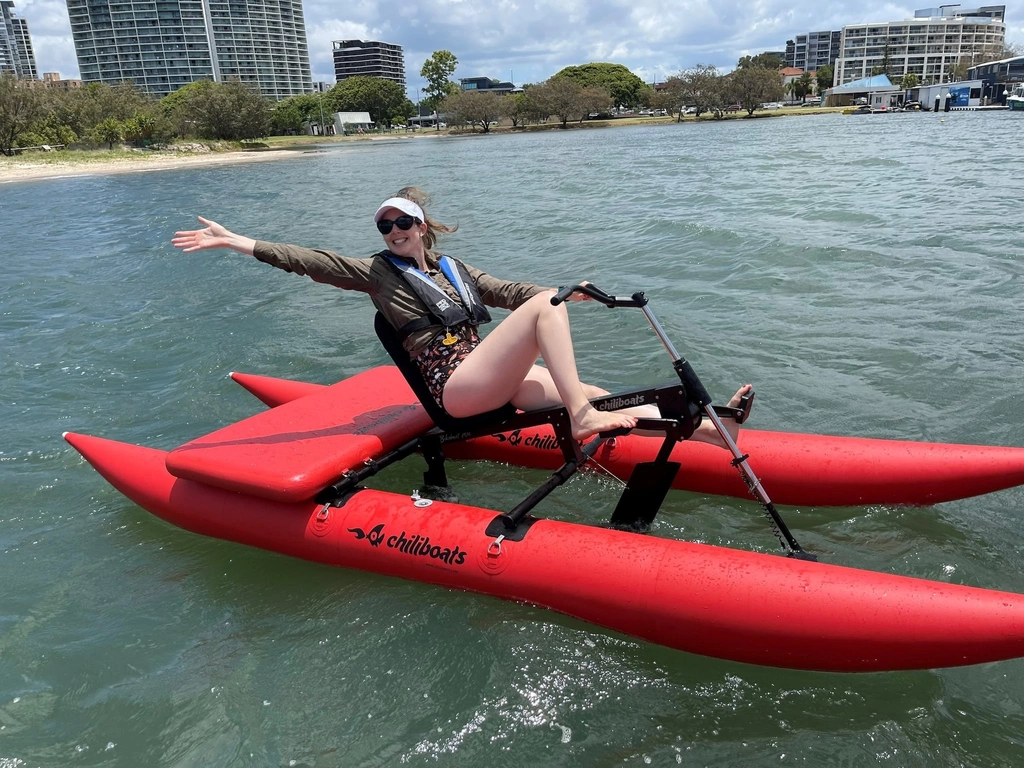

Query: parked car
725 104 741 112
682 106 698 115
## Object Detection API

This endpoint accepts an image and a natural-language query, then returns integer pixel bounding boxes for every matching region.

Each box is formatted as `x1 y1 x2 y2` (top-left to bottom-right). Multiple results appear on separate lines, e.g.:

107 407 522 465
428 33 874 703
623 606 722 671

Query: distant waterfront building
65 0 312 100
1 1 38 79
834 5 1007 86
29 72 83 89
459 77 518 95
966 54 1024 104
785 31 841 72
332 40 405 90
967 53 1024 83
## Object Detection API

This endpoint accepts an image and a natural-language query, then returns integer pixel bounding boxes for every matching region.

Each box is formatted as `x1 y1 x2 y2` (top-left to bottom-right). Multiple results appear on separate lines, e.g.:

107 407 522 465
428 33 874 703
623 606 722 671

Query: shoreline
1 109 842 185
0 147 311 184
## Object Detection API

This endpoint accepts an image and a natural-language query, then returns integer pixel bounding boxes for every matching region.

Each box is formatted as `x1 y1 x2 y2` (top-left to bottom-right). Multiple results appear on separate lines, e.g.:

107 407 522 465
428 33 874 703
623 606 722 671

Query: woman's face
378 206 427 260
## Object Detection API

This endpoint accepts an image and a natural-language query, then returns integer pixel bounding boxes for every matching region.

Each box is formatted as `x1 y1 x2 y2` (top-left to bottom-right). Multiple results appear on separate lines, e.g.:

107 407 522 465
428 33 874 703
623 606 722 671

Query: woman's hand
171 217 255 256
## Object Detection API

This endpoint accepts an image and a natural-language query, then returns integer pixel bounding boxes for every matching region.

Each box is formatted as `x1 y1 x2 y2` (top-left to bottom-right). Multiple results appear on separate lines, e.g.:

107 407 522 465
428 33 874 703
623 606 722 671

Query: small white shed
332 111 374 134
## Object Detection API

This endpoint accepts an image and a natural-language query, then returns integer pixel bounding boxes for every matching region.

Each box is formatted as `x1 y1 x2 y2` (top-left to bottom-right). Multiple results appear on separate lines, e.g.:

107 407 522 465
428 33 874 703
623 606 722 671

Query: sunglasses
376 215 420 235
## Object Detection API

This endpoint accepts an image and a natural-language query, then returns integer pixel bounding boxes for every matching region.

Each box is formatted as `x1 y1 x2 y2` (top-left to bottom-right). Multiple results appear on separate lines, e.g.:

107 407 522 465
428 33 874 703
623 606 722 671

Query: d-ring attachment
487 534 505 558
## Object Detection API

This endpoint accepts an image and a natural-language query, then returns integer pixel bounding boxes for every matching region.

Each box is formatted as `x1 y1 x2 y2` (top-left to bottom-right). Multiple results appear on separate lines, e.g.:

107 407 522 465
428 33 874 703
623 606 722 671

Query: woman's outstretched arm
171 216 256 256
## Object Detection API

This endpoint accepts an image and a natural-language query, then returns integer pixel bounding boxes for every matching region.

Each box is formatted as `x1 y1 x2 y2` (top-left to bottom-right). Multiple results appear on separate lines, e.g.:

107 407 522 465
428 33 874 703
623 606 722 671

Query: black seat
373 313 517 432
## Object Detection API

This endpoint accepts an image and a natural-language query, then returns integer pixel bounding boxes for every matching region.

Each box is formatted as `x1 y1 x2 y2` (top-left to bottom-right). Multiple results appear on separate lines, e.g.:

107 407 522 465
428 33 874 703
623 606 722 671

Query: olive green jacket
252 241 549 355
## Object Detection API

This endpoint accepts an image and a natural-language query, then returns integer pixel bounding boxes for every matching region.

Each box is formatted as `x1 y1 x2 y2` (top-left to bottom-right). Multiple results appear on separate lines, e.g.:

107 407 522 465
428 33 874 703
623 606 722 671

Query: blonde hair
393 186 458 251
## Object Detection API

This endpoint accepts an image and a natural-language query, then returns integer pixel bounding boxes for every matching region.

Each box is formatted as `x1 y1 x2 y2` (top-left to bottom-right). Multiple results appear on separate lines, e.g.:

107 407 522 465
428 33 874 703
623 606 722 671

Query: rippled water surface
3 112 1024 766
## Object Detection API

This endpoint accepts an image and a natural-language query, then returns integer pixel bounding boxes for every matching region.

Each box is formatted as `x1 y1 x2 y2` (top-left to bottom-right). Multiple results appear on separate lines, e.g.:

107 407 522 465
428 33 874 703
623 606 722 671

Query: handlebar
551 284 649 308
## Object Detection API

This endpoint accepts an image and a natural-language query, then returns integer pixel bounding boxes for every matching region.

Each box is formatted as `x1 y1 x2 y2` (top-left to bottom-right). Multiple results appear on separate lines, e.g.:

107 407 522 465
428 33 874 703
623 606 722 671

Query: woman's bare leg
513 368 753 448
442 292 637 439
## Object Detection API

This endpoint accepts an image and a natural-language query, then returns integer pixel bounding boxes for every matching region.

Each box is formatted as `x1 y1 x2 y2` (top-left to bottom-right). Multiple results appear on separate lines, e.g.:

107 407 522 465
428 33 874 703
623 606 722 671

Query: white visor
374 197 425 223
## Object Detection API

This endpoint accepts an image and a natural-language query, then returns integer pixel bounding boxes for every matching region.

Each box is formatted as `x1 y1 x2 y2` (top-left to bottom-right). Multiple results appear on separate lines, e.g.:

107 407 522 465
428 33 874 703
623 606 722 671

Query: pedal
598 426 634 438
713 390 755 424
736 390 755 424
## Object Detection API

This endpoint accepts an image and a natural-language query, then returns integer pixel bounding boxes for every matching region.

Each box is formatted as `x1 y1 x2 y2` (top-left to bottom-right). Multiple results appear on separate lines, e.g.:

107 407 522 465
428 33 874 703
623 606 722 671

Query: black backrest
373 312 516 432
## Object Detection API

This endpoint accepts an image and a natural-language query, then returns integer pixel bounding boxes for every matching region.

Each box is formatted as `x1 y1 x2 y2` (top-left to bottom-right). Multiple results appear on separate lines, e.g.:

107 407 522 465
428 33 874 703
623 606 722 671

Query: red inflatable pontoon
64 367 1024 672
227 368 1024 508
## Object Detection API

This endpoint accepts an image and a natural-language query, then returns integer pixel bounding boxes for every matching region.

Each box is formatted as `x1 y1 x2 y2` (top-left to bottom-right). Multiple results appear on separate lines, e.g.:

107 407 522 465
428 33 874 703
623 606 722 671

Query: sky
14 0 1024 94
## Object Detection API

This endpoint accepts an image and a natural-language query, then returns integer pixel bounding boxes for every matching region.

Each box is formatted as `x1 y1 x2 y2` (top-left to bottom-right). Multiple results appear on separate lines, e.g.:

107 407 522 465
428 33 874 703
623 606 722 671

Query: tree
797 71 815 99
871 41 893 79
945 57 969 82
270 94 316 135
171 80 270 140
675 64 723 117
160 80 214 137
92 117 124 149
526 77 587 128
648 88 677 114
420 50 459 124
656 76 686 119
637 84 655 108
737 52 784 70
0 74 44 155
786 72 814 102
499 91 531 127
730 67 785 115
27 112 78 147
122 112 157 146
327 76 411 128
815 65 834 93
441 90 502 132
552 62 647 109
900 72 920 89
577 86 614 121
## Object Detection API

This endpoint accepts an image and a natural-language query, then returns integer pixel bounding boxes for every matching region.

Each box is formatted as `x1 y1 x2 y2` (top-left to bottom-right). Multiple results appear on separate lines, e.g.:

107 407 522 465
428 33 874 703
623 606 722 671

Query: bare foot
571 405 637 440
691 384 752 448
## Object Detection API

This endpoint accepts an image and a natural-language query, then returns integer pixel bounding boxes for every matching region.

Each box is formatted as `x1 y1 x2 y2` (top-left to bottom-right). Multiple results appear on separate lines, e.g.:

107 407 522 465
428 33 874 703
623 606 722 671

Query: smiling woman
171 186 751 441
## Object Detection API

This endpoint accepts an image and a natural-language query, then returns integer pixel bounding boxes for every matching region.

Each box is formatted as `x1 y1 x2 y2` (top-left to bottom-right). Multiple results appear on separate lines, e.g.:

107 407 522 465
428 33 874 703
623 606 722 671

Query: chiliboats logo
347 523 467 566
492 429 560 451
596 394 648 410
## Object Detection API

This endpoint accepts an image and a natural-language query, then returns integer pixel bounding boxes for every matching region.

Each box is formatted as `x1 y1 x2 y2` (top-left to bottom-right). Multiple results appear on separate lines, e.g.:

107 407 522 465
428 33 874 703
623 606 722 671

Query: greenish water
2 112 1024 766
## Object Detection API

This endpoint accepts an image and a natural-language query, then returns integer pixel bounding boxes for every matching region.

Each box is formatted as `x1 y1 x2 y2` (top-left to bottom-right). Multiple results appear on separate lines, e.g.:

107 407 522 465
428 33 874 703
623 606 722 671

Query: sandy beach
0 147 308 184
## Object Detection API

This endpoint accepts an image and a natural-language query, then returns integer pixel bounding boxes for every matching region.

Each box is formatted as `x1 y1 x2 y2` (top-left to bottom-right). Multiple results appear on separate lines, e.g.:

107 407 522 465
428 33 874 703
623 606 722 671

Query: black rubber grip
551 286 576 305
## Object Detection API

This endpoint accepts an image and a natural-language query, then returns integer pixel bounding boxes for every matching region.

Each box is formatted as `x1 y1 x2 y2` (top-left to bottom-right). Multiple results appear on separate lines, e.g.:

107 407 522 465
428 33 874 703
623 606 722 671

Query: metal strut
638 301 817 561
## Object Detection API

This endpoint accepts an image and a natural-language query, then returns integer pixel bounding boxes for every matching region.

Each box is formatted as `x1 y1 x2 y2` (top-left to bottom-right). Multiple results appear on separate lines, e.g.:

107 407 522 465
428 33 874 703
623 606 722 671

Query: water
2 112 1024 766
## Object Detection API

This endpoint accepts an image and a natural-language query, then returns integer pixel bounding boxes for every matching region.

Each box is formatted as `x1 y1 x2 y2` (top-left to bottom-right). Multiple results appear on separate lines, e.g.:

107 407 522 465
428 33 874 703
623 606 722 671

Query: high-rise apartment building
1 1 38 79
332 40 405 90
834 5 1006 85
65 0 312 99
785 31 841 72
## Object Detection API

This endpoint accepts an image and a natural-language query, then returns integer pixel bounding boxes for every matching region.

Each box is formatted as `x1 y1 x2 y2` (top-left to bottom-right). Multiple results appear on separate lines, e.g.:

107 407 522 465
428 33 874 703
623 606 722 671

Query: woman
172 187 751 443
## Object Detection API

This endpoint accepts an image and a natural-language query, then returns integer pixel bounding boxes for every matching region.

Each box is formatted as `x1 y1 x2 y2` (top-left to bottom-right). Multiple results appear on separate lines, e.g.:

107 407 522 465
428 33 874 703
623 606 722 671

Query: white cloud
13 0 1024 88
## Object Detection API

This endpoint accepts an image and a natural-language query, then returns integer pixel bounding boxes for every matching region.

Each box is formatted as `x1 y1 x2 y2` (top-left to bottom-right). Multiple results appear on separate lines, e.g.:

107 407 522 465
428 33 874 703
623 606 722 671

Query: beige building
834 5 1006 86
41 72 82 89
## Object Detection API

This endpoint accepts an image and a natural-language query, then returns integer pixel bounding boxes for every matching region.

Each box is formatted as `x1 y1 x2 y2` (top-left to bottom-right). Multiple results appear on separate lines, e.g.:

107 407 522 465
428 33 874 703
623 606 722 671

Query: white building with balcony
1 0 37 78
834 5 1006 86
67 0 312 99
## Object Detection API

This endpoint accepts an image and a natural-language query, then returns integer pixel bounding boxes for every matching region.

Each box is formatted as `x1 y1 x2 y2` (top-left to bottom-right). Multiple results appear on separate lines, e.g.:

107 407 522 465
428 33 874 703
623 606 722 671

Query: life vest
378 251 492 339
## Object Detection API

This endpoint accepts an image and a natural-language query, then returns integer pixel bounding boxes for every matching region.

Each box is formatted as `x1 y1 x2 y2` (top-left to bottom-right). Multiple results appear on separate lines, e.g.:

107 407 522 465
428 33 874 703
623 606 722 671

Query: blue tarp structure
829 74 894 92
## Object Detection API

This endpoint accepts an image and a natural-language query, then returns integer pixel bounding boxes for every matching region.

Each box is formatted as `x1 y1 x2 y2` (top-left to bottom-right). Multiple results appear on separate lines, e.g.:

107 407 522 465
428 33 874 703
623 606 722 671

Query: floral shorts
414 328 481 409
